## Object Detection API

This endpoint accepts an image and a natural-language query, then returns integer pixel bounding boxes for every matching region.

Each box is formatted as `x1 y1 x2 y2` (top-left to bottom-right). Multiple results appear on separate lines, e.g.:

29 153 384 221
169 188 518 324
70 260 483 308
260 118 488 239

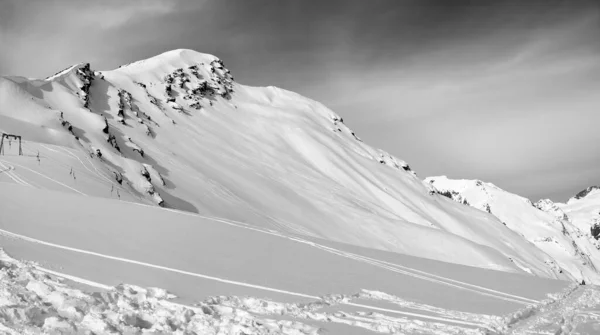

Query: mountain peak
45 62 92 81
425 176 499 193
113 49 221 74
571 186 600 201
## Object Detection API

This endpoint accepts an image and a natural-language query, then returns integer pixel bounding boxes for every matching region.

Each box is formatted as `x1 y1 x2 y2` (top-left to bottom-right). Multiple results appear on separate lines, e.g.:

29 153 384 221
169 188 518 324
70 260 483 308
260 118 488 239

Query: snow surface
1 48 599 333
0 184 586 334
2 245 595 334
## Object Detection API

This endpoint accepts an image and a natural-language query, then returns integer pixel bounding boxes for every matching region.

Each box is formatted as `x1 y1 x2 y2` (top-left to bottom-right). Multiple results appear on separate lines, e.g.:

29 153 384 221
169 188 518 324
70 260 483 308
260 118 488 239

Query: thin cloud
72 1 180 29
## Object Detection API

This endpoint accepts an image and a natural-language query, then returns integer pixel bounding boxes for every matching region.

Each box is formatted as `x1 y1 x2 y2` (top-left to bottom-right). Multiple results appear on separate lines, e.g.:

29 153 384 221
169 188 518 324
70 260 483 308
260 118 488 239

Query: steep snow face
426 176 600 284
0 48 571 277
571 186 600 201
558 187 600 237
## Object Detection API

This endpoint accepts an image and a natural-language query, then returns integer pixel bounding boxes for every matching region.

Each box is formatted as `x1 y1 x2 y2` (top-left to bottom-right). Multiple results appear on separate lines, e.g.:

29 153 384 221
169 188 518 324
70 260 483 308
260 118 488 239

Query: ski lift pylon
0 133 23 156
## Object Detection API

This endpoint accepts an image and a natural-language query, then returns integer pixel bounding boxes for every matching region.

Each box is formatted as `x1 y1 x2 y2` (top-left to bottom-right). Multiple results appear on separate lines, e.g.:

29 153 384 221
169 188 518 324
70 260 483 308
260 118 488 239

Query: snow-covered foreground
1 185 598 334
2 246 596 335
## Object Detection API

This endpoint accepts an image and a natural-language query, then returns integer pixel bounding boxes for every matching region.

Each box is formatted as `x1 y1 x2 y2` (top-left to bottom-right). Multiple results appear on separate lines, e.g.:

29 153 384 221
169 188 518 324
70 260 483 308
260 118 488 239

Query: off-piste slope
426 176 600 284
0 49 568 278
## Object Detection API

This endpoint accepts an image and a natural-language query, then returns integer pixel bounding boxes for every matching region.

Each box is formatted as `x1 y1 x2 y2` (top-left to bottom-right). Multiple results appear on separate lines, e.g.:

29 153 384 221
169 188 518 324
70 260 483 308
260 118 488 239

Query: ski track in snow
0 158 86 196
37 266 496 330
55 146 114 185
132 203 539 305
0 227 494 329
35 143 112 186
0 160 32 187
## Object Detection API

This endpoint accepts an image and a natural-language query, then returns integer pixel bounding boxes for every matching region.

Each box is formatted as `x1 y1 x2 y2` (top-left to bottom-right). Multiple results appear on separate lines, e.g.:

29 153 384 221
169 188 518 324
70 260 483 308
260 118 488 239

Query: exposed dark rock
75 63 95 108
484 203 492 214
113 171 122 184
591 219 600 240
434 189 470 206
141 167 151 183
575 186 600 200
107 134 120 152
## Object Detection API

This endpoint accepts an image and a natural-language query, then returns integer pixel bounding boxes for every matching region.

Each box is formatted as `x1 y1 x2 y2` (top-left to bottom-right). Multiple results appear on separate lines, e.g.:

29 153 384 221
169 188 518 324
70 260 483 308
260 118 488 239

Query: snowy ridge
426 176 600 284
44 63 88 81
557 187 600 241
571 186 600 202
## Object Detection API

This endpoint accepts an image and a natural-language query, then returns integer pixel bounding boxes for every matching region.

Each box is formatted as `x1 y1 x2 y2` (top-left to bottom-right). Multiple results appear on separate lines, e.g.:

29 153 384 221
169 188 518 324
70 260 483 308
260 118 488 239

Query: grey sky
1 0 599 201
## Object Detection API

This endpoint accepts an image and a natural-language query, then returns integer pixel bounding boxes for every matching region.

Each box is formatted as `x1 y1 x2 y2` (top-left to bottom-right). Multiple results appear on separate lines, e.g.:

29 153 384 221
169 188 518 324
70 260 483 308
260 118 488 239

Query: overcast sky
1 0 599 201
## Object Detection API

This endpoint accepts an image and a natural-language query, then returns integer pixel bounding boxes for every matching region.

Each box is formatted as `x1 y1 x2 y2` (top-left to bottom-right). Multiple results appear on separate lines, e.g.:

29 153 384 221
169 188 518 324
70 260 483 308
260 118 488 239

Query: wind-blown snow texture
1 49 599 333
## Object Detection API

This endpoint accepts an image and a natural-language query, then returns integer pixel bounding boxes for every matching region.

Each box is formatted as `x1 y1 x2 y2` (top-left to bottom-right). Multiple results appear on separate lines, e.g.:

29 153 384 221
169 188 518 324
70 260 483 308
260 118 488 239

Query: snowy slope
0 183 574 334
558 187 600 233
426 176 600 284
0 49 568 278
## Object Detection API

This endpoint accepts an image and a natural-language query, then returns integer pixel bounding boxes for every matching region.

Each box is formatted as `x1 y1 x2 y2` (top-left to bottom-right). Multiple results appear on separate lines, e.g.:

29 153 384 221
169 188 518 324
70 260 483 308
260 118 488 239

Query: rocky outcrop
74 63 94 108
57 111 74 135
107 134 120 152
591 218 600 240
437 189 470 205
573 186 600 200
113 170 123 184
135 81 160 108
377 151 414 174
143 164 166 186
125 137 144 157
535 199 570 221
425 179 470 205
158 59 235 114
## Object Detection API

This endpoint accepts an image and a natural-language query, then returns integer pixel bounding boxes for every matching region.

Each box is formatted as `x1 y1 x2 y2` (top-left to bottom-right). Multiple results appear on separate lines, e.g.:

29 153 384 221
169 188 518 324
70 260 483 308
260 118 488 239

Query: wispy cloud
0 0 205 76
65 0 180 29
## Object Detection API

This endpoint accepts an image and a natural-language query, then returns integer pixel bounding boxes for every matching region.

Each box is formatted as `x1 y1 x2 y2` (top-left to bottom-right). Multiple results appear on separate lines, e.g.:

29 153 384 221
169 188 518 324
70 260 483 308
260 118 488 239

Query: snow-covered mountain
1 49 600 333
426 176 600 284
0 48 565 277
560 187 600 236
